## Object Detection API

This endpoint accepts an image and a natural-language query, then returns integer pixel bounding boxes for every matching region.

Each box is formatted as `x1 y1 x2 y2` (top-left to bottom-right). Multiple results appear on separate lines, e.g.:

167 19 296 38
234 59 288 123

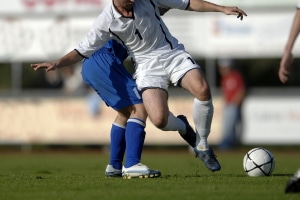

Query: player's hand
31 62 58 72
223 6 247 20
278 52 293 83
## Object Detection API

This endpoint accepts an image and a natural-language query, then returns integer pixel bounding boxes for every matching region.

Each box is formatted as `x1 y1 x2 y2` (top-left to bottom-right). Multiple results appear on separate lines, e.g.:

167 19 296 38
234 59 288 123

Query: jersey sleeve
75 11 111 58
298 1 300 9
154 0 190 10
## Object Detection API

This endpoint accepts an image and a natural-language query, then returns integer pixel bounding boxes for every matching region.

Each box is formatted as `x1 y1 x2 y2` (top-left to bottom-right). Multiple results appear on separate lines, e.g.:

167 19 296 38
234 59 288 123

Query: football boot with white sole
122 163 161 179
105 164 122 178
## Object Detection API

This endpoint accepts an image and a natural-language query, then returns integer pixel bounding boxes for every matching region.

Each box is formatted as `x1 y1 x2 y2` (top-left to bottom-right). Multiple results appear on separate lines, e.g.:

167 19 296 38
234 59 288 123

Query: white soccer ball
243 147 275 177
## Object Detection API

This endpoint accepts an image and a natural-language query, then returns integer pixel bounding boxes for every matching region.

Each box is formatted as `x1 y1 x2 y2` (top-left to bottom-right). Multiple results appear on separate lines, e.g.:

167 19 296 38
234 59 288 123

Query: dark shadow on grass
161 173 294 179
161 174 201 179
272 173 294 177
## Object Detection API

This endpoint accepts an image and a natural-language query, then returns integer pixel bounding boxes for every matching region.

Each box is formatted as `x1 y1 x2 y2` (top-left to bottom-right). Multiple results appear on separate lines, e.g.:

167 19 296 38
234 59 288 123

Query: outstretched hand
31 62 58 72
223 6 247 20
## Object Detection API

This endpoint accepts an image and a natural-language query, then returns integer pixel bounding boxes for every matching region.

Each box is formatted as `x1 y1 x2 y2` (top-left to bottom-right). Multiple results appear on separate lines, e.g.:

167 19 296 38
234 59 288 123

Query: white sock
193 98 214 150
161 112 186 133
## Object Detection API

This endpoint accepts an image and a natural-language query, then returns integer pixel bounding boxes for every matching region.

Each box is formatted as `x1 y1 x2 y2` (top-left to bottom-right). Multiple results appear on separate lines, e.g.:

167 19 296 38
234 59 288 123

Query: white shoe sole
122 170 161 179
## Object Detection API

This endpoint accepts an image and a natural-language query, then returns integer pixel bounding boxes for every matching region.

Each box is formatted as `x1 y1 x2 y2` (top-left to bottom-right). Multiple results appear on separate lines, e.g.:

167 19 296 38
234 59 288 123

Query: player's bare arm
278 9 300 83
279 52 293 83
188 0 247 20
31 50 83 72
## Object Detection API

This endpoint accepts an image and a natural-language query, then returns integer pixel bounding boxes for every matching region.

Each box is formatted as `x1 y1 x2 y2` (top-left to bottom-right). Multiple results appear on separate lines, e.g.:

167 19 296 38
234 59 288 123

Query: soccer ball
243 147 275 177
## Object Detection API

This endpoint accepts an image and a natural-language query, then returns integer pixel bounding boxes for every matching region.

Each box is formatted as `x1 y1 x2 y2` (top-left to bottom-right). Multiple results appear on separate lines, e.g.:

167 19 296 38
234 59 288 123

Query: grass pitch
0 147 299 200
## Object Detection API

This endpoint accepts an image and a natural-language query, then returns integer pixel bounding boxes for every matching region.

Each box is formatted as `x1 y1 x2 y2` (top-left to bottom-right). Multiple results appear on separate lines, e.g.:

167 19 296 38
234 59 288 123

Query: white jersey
298 1 300 8
76 0 199 90
76 0 189 62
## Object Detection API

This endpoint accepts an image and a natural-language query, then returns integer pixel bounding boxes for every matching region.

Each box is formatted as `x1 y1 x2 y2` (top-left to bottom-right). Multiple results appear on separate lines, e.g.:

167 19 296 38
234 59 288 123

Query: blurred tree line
0 58 299 91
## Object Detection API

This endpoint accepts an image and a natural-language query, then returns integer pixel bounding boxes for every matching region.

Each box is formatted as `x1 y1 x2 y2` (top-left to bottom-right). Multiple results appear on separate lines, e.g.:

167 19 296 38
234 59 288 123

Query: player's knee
151 116 168 129
195 83 211 100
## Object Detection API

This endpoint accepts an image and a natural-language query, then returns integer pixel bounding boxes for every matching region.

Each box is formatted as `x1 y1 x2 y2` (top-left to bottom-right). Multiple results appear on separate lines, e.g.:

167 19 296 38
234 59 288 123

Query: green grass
0 147 299 200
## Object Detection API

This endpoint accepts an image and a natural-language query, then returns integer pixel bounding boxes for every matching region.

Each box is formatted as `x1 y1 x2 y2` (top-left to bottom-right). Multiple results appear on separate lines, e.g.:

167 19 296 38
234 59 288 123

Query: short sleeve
154 0 190 10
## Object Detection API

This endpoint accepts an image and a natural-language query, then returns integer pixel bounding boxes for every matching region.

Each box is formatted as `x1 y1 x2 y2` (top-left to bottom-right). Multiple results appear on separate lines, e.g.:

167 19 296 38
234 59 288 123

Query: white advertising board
164 10 300 58
1 11 299 62
212 0 297 8
0 0 109 15
0 17 93 62
242 96 300 145
0 0 296 15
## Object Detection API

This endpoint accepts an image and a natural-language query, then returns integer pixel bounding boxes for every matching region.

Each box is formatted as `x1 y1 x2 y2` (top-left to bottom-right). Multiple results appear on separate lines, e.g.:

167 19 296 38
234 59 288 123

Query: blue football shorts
81 50 143 111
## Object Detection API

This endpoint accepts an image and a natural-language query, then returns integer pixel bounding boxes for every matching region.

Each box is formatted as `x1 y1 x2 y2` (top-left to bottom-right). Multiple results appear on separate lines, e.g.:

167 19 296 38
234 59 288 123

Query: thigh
142 88 169 126
180 68 212 101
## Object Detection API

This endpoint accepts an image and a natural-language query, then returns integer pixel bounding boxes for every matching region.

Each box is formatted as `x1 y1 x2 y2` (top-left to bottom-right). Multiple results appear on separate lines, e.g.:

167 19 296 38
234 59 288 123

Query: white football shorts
134 48 201 91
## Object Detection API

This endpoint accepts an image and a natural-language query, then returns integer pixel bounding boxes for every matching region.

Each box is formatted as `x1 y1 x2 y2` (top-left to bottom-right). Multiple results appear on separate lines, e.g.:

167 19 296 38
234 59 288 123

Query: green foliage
0 149 299 200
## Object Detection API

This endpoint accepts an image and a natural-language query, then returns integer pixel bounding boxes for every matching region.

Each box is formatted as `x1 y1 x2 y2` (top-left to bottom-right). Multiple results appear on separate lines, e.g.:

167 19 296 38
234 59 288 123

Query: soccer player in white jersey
31 0 247 172
279 1 300 83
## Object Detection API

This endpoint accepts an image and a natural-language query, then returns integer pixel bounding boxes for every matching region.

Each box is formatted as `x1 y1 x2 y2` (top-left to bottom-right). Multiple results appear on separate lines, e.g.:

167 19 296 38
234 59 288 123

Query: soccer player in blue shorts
81 39 162 178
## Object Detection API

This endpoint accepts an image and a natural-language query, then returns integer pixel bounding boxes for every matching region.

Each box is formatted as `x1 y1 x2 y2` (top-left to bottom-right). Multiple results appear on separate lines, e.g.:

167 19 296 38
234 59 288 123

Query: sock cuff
194 98 212 105
112 123 126 129
127 118 146 127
